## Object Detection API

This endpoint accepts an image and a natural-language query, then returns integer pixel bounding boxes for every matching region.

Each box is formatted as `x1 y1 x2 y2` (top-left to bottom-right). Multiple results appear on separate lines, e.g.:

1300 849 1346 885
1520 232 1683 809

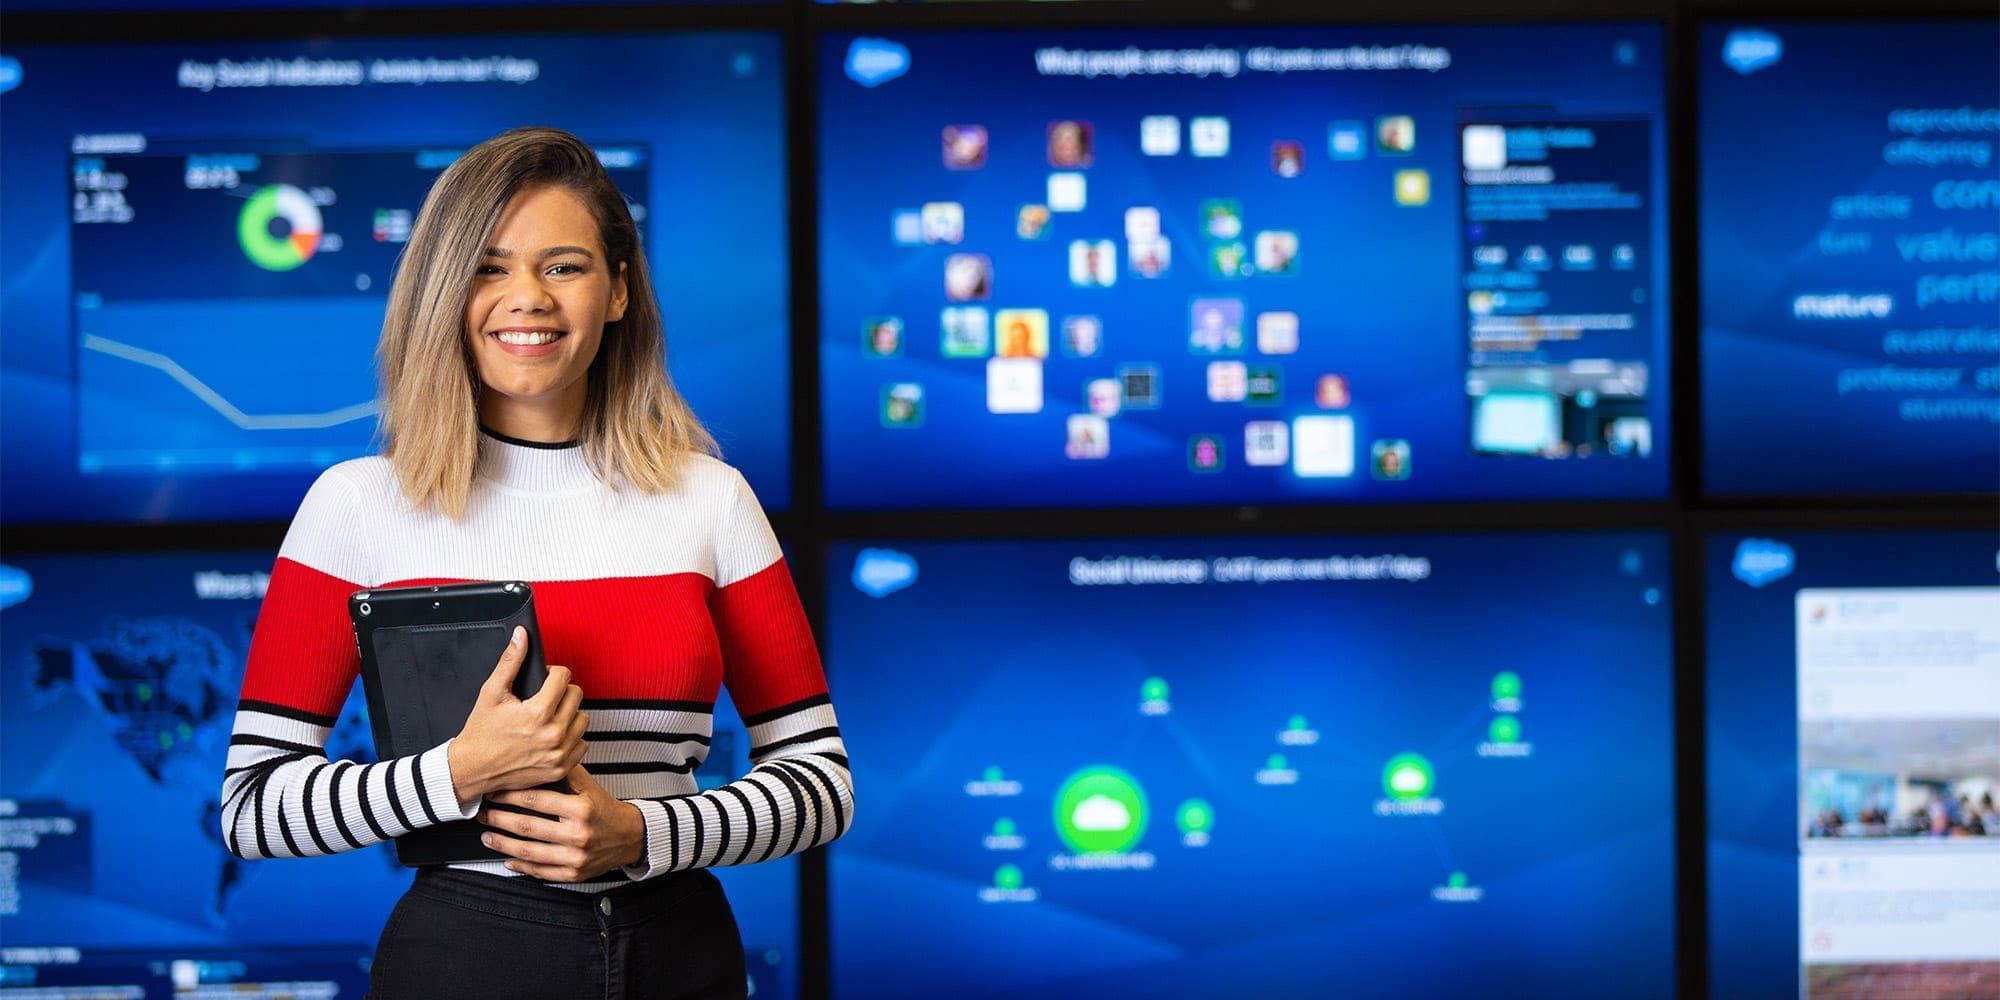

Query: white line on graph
82 334 377 431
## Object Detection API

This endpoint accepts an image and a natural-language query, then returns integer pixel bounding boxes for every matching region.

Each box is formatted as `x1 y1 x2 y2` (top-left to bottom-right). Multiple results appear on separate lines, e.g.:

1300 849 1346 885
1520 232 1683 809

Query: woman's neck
479 395 583 445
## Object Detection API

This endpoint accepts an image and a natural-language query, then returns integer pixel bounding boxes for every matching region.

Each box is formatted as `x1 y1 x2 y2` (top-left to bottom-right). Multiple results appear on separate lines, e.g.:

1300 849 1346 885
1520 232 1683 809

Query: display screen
825 531 1675 997
819 27 1670 510
0 31 790 523
1699 22 2000 498
1705 530 2000 999
0 552 799 999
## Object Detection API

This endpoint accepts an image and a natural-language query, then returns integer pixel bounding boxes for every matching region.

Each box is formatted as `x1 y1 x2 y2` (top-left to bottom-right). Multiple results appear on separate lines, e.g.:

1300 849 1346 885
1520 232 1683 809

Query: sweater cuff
429 739 482 822
622 798 685 880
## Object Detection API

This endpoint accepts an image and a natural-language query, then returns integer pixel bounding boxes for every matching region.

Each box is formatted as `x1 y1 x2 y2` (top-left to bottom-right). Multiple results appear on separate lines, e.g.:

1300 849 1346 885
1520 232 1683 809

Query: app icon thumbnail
1328 120 1366 160
946 253 992 301
1377 115 1415 154
1048 120 1094 168
1371 438 1411 480
986 358 1044 414
941 306 991 358
881 383 923 427
1141 115 1181 156
995 309 1050 359
863 316 902 358
1066 414 1110 459
943 124 988 169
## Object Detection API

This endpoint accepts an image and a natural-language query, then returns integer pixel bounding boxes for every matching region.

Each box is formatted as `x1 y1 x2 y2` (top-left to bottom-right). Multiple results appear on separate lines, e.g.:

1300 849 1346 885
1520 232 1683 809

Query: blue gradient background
1699 21 2000 498
819 26 1670 510
0 549 800 999
0 32 790 523
1704 529 2000 999
825 531 1675 999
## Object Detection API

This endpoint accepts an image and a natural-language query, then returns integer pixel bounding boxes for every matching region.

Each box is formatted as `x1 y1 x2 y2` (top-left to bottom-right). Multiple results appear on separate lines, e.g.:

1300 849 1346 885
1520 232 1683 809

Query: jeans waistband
409 866 716 931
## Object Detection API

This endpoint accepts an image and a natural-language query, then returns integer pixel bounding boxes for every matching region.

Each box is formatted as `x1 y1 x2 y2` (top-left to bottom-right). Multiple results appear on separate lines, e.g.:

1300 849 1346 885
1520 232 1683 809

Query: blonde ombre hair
375 126 717 518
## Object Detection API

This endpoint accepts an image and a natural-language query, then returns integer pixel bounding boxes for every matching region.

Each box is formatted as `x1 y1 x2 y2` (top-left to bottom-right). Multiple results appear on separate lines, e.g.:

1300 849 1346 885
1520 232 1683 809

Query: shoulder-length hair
376 126 716 518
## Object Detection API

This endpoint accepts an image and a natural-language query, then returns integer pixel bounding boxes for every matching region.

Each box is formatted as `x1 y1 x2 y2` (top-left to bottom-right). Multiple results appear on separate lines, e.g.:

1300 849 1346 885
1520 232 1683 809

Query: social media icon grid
869 109 1424 480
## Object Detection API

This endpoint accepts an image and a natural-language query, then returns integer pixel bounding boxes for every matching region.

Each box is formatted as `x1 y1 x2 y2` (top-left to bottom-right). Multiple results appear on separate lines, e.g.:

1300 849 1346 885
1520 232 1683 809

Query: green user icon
1053 765 1149 854
1449 871 1469 889
1382 752 1435 801
993 818 1017 837
982 765 1006 783
1266 753 1289 772
1287 715 1310 732
1492 671 1523 701
1489 715 1522 744
994 864 1024 890
1176 799 1215 836
1142 677 1171 702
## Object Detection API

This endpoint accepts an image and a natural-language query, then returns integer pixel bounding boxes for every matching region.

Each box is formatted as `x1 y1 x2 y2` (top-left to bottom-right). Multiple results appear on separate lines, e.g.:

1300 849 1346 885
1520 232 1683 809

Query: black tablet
349 580 557 867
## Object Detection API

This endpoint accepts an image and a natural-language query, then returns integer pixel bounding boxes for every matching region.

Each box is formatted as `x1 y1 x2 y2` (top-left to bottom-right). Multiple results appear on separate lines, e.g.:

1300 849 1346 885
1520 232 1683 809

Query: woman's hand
446 626 588 802
477 765 648 883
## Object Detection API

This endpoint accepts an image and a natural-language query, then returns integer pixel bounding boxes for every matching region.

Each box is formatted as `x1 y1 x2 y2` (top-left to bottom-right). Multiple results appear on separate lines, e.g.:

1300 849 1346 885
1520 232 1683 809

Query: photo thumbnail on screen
0 32 789 523
1705 532 2000 1000
826 532 1675 998
0 553 797 999
820 27 1669 509
1700 21 2000 498
1795 587 2000 999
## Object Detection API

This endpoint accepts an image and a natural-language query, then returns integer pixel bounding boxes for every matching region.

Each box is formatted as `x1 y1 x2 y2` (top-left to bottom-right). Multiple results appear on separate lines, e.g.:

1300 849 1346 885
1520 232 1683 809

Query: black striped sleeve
718 784 760 867
300 763 334 857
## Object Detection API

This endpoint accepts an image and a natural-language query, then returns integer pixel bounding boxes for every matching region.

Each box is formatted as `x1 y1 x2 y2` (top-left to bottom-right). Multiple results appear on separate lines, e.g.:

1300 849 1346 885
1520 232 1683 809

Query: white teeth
496 331 562 346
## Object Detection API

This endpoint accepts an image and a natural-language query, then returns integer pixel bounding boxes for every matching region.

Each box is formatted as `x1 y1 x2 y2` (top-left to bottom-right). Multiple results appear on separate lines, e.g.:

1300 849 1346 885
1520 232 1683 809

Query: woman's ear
607 260 630 324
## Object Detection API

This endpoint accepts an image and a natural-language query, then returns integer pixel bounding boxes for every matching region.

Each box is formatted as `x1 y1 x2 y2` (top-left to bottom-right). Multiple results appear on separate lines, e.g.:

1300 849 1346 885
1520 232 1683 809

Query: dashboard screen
0 31 790 523
1706 529 2000 999
0 551 799 998
825 530 1675 998
1700 21 2000 498
820 26 1669 510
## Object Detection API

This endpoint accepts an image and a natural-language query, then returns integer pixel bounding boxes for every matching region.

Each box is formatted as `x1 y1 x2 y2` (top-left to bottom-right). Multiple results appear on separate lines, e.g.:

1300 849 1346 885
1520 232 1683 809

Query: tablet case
350 580 555 867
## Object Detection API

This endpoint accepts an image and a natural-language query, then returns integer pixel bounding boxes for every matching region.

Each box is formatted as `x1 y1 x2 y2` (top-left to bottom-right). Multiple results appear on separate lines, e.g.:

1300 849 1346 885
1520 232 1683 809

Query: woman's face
463 184 628 425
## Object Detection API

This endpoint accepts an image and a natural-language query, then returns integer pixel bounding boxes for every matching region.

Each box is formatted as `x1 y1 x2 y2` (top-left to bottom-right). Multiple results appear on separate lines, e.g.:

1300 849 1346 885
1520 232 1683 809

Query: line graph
82 334 376 431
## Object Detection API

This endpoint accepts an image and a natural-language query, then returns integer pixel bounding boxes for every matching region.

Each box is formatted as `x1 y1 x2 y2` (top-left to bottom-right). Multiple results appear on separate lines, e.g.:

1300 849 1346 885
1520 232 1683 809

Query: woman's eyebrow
481 245 597 260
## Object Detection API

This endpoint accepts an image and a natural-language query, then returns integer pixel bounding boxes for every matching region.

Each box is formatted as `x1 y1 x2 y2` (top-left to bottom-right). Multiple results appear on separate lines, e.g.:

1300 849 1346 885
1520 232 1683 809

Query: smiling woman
217 128 851 1000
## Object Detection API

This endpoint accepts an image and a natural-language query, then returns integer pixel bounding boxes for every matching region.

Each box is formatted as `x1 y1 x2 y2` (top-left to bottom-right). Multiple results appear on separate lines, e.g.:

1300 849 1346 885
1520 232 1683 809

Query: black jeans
368 867 747 1000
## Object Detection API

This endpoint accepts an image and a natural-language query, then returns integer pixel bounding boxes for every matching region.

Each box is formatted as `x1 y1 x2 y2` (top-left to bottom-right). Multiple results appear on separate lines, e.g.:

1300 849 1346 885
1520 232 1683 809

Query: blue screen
825 531 1675 998
1705 529 2000 999
1699 22 2000 498
0 551 798 998
0 31 790 524
819 27 1670 510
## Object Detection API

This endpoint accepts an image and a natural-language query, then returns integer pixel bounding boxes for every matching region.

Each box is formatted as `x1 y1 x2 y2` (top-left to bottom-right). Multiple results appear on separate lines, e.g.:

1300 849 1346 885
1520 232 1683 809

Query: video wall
0 550 799 999
820 25 1671 510
1 7 1995 1000
1705 529 1999 999
1700 21 1999 498
0 30 791 524
824 532 1676 998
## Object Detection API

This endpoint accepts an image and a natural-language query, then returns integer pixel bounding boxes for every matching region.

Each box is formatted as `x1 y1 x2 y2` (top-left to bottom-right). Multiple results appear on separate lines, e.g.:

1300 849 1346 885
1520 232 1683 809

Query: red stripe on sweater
378 574 727 703
241 557 364 717
711 559 828 718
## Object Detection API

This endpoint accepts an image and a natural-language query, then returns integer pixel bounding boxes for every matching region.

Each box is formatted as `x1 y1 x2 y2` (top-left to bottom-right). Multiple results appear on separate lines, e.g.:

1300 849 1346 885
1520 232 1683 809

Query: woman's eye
547 263 583 276
476 264 504 276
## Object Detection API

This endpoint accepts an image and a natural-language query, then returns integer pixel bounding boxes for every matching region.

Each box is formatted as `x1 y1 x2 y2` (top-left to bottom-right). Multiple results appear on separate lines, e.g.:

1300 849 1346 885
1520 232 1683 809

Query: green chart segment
237 183 324 272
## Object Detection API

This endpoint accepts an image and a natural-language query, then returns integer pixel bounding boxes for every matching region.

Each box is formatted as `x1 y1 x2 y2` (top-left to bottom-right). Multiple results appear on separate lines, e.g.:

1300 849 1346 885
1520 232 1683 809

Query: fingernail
511 627 525 646
482 834 495 847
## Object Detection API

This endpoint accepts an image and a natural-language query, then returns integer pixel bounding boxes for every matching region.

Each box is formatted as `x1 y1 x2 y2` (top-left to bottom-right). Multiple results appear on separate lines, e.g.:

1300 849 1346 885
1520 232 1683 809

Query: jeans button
599 897 612 916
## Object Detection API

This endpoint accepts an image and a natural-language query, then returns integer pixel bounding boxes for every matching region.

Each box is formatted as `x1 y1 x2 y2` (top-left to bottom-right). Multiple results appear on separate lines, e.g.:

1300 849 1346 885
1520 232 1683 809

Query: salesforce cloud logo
0 565 32 611
845 38 910 89
852 548 918 599
0 56 22 96
1732 539 1795 588
1722 29 1782 76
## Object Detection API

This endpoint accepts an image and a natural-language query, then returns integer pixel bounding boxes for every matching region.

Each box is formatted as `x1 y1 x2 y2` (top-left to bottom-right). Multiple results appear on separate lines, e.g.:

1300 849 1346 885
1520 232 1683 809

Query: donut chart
236 183 322 272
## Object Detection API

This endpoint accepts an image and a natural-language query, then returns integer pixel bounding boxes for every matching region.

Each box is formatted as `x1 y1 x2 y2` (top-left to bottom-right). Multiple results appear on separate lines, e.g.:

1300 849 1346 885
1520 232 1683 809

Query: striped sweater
220 430 851 892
